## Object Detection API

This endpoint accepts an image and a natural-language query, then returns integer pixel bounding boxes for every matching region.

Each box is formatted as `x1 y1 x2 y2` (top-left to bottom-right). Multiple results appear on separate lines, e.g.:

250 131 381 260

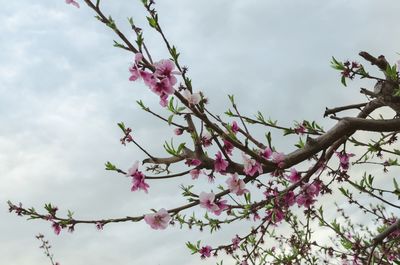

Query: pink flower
214 151 228 173
134 53 143 63
296 181 321 208
52 222 61 235
183 90 201 105
129 54 145 81
232 235 241 250
242 153 263 176
335 151 355 171
185 158 201 167
201 131 213 147
151 78 174 96
226 173 248 196
284 191 296 207
199 192 219 212
272 152 285 168
213 199 228 215
126 161 139 176
223 140 234 156
127 161 150 193
296 194 314 208
266 207 285 224
65 0 80 8
287 168 301 183
129 67 141 82
144 208 171 230
199 245 212 259
154 59 179 85
174 128 183 135
262 147 272 160
190 169 203 180
294 124 306 135
96 222 104 230
140 71 157 87
231 121 239 134
305 181 321 197
131 171 150 193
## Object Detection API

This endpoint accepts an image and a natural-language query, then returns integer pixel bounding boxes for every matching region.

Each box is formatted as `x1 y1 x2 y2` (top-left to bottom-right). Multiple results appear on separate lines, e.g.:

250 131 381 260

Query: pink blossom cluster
199 192 228 216
226 173 248 196
259 147 285 168
214 151 228 173
223 140 234 156
286 168 301 183
335 151 355 171
296 180 321 208
126 161 150 193
199 245 212 259
129 53 180 107
242 153 263 176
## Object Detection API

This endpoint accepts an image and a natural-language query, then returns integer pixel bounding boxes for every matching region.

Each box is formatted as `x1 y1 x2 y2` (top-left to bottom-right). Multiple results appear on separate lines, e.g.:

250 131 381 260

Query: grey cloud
1 1 400 264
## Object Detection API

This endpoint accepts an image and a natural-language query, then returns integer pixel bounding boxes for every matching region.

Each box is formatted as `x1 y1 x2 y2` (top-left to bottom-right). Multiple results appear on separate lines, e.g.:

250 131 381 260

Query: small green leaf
185 241 199 254
128 17 134 26
167 114 174 125
330 57 345 70
147 16 157 28
117 122 126 132
341 75 347 87
340 239 353 250
105 161 117 171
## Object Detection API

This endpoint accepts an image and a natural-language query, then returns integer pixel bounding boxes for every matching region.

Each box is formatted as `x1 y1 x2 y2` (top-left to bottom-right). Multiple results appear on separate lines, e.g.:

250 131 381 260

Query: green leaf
256 111 265 122
228 94 235 104
295 137 305 148
105 161 117 171
67 210 74 219
106 16 117 30
167 114 174 125
340 239 353 250
113 40 125 49
185 241 199 254
147 16 157 28
176 143 186 155
170 46 180 61
265 132 272 147
136 33 144 49
339 187 349 196
225 109 234 116
117 122 126 132
385 64 398 81
128 17 134 26
244 192 251 204
283 128 293 136
330 57 346 70
341 75 347 87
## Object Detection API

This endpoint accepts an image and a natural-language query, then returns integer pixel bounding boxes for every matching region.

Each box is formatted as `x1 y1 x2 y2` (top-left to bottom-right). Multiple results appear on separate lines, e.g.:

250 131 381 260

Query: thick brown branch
359 51 389 72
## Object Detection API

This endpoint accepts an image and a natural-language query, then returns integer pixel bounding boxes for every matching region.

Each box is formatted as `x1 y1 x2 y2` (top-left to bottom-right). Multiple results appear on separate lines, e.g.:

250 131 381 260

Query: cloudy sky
1 1 400 264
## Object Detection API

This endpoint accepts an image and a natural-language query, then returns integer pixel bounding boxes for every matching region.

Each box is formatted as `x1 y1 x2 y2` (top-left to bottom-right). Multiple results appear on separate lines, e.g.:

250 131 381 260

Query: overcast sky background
1 1 400 264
